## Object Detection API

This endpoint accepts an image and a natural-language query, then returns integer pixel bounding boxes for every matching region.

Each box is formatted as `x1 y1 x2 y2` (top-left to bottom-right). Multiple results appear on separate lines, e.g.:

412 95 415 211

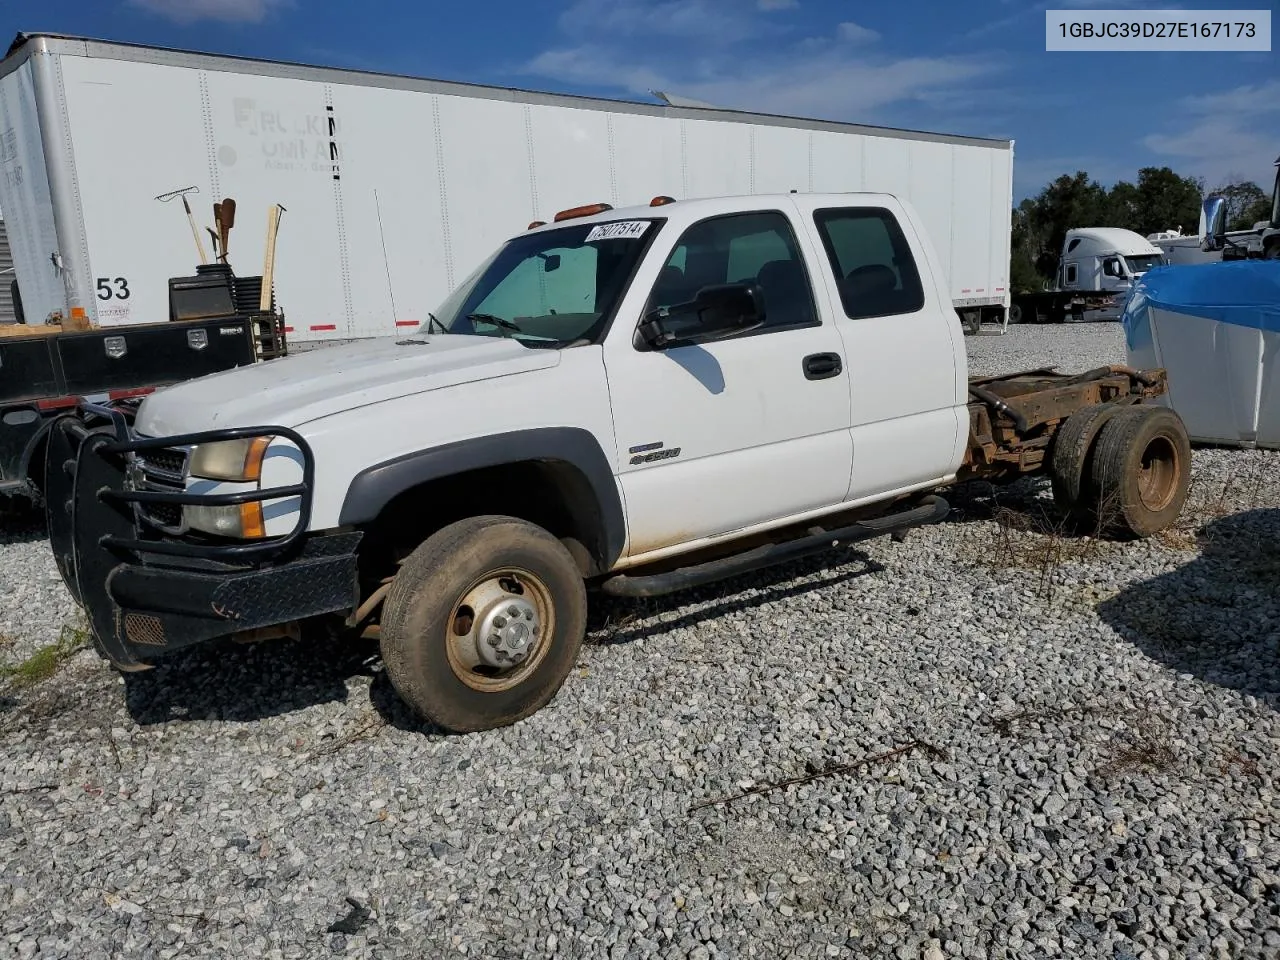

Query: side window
1065 263 1078 285
645 211 818 332
813 208 925 320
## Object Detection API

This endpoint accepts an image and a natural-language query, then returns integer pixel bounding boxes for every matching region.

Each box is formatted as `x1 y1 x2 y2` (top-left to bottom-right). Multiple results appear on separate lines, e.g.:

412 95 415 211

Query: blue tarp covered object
1122 261 1280 352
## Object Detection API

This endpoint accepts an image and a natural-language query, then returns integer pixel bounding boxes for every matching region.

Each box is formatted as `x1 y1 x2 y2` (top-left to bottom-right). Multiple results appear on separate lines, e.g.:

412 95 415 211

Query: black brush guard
45 403 360 669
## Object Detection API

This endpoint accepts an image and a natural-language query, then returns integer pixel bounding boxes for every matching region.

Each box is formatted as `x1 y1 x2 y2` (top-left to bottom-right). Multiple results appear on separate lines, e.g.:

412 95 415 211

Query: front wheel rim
444 568 555 693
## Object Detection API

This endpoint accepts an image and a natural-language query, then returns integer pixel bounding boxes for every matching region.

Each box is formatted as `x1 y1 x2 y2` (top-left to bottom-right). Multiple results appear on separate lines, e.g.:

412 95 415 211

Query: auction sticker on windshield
586 221 650 242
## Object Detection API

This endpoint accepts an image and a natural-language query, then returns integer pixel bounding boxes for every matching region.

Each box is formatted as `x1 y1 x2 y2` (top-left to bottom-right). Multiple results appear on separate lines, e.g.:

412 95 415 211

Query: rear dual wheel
1050 403 1190 538
379 515 587 733
1089 406 1191 538
1049 402 1124 529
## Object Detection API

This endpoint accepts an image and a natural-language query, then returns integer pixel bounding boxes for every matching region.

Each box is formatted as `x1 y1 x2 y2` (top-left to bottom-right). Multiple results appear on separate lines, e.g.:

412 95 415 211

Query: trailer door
0 60 63 325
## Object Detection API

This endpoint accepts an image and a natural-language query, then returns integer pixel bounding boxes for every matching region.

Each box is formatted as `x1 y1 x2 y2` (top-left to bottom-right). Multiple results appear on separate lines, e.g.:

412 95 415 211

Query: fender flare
337 427 626 568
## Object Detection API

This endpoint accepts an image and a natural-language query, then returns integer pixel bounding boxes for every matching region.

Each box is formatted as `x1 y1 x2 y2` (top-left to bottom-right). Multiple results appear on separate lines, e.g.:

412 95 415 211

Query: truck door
602 208 853 558
791 200 965 502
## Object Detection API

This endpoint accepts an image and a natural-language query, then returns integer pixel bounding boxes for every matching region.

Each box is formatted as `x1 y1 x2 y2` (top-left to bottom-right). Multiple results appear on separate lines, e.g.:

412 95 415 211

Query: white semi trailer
0 32 1014 347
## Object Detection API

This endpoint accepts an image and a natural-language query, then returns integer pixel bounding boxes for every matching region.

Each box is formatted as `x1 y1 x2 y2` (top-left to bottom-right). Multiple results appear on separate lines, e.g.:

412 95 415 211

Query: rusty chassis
959 363 1168 483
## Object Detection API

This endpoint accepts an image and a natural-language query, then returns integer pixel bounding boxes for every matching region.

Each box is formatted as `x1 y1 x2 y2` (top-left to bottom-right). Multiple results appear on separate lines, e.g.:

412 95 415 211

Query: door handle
802 352 842 380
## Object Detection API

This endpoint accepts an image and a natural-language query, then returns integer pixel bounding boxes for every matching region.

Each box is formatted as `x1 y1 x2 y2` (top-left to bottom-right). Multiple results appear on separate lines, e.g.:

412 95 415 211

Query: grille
124 613 166 647
142 501 183 529
140 447 188 479
133 446 188 532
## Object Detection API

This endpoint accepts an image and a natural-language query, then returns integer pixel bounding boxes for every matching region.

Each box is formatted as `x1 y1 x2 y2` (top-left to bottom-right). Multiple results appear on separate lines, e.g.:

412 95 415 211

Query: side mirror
1102 258 1119 277
638 282 765 349
1199 196 1227 251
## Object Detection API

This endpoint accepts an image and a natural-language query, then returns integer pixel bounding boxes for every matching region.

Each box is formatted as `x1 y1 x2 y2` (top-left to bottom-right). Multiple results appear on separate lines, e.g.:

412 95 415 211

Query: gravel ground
2 323 1279 960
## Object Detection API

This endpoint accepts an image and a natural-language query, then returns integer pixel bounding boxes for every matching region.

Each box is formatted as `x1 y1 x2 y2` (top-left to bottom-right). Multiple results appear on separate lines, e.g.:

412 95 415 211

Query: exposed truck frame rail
961 364 1166 479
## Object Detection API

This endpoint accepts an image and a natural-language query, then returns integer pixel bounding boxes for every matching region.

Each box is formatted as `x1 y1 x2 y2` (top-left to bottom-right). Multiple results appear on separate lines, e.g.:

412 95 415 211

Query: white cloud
524 48 668 95
757 0 798 9
1180 79 1280 117
127 0 293 24
523 0 997 128
835 21 880 45
556 0 762 44
1143 79 1280 189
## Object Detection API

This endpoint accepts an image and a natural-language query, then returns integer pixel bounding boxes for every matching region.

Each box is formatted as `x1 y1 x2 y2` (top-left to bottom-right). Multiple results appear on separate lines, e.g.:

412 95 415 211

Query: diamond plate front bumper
44 405 361 669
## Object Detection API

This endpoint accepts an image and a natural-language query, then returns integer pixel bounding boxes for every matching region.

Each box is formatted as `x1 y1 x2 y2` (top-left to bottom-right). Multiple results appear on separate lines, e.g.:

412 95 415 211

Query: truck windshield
428 219 661 347
1124 253 1165 275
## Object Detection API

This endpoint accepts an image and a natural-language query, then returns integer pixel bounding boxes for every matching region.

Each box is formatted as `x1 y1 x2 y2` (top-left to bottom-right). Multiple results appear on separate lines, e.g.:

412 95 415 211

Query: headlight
189 437 272 481
185 436 274 538
185 502 266 539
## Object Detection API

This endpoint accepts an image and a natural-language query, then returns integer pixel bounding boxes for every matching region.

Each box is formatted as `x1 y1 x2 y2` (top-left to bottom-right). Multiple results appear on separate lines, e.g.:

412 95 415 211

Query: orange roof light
553 202 613 222
528 220 546 229
650 195 676 206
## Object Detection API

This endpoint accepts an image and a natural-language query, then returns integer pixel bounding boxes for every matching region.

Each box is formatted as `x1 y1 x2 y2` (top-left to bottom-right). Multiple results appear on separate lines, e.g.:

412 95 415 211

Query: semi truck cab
1055 227 1167 321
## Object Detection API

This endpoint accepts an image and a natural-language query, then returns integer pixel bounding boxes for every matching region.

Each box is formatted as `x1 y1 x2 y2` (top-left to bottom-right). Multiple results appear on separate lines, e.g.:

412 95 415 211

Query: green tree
1133 166 1204 235
1211 178 1271 230
1027 171 1109 277
1105 181 1140 231
1010 203 1043 292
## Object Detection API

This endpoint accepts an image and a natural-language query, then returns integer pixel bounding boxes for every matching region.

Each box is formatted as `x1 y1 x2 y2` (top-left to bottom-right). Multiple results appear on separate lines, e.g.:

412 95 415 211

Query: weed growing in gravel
1097 730 1177 779
983 503 1116 601
987 703 1105 738
0 624 89 689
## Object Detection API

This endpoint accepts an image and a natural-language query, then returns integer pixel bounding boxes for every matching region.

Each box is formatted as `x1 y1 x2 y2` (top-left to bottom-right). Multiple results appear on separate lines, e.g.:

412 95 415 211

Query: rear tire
379 515 587 733
1049 402 1126 529
1089 405 1191 539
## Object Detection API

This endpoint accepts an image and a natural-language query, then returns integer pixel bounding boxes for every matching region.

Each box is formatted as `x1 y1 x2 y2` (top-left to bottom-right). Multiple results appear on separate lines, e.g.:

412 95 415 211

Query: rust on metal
960 366 1168 483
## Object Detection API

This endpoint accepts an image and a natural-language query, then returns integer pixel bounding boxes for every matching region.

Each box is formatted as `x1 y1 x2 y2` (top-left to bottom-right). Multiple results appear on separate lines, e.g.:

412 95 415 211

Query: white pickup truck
44 192 1191 732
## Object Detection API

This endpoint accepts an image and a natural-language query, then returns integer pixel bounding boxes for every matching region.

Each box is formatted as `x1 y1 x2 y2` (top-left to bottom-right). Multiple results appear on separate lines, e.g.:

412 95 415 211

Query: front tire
379 515 587 733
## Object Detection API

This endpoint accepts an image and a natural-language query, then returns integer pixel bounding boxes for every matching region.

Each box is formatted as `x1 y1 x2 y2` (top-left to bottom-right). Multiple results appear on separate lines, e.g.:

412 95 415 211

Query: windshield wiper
425 312 448 334
466 312 523 333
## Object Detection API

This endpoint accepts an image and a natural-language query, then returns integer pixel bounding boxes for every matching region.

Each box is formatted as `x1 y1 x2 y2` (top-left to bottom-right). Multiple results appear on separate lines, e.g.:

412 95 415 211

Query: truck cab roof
524 192 907 237
1063 227 1162 259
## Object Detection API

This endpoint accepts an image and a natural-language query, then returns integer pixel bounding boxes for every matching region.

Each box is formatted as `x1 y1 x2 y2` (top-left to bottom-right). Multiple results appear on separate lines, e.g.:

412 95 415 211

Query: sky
3 0 1276 202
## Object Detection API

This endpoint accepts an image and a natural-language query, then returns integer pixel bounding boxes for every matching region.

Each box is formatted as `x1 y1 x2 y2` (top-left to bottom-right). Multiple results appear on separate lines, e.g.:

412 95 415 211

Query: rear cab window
812 208 926 319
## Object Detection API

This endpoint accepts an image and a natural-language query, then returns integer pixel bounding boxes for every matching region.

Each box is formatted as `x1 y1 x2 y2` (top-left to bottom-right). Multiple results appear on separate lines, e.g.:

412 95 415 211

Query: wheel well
356 459 610 584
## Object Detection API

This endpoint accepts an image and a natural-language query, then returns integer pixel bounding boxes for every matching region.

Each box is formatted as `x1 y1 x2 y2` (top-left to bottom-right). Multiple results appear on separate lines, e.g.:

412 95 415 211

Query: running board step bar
599 495 950 598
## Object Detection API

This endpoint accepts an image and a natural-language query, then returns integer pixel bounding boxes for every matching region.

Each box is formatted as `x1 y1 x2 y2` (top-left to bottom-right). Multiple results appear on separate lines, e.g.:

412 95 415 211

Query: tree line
1011 166 1272 292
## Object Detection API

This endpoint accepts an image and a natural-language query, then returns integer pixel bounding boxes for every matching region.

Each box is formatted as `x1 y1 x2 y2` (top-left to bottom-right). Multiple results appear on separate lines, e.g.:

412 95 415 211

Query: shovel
216 198 236 262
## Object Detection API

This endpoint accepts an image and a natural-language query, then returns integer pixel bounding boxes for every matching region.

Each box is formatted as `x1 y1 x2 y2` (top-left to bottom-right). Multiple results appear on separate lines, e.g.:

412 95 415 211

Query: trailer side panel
16 37 1014 344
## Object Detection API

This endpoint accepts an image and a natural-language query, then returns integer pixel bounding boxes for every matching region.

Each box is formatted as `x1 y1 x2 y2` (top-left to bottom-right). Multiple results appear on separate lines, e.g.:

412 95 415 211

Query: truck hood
134 334 560 436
